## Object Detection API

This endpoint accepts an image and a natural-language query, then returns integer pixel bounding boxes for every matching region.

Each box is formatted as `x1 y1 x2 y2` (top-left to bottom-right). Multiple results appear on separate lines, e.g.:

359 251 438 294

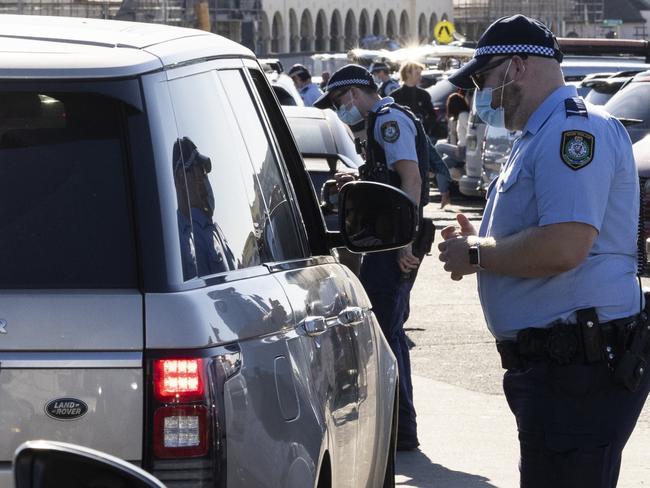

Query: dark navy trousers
503 356 650 488
360 250 418 443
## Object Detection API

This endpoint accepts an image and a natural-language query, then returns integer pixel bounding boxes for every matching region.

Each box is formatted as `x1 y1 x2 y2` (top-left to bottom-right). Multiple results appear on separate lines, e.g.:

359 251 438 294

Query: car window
605 82 650 129
0 91 137 288
168 71 263 276
287 117 337 155
219 69 304 263
584 89 614 105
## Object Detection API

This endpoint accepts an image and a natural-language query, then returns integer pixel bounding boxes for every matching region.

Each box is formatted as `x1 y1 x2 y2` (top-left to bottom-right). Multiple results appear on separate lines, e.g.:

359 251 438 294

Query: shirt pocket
490 163 526 237
497 162 522 193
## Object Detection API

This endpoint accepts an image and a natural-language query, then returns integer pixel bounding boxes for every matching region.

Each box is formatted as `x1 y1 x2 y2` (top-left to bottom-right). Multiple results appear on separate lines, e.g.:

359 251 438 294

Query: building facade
256 0 453 54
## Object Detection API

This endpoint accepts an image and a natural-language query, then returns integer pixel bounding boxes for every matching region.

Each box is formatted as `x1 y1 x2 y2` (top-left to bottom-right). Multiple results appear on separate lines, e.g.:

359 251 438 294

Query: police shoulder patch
560 130 595 170
381 120 400 142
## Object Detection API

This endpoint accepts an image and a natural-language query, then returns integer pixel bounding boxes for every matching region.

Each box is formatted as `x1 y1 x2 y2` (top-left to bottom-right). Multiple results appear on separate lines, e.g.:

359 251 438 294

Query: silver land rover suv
0 15 412 488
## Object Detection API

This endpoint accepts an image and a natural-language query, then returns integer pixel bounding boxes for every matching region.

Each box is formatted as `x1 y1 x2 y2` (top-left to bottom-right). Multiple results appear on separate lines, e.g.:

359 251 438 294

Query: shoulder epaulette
564 97 588 118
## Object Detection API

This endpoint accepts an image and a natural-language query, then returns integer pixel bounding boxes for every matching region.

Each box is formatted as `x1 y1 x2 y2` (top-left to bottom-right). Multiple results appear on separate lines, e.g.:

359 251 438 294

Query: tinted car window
0 91 137 288
288 117 337 155
604 81 650 143
168 71 262 275
219 69 304 262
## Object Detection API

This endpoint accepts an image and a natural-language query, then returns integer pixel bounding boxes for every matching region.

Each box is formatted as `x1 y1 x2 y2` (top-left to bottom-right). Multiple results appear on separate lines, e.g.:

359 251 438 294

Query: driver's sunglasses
470 56 516 90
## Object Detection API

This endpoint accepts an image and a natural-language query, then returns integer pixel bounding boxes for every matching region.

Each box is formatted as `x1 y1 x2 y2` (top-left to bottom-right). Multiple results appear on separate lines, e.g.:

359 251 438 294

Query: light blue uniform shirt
478 85 641 341
370 97 418 168
300 83 323 107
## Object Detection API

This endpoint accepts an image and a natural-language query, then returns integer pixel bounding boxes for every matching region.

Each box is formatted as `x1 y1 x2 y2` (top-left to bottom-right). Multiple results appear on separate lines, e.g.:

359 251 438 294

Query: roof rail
557 38 650 62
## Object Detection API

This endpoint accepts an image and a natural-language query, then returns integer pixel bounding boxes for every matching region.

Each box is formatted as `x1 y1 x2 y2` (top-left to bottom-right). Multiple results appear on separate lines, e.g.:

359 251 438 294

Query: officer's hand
441 213 477 241
335 172 358 191
398 244 420 273
438 236 477 281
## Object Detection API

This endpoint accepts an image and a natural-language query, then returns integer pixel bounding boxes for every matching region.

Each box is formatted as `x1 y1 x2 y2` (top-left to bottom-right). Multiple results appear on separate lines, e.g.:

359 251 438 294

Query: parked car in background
581 72 637 105
426 78 462 140
604 70 650 144
283 105 363 230
459 96 486 198
480 125 519 193
0 14 407 488
633 134 650 272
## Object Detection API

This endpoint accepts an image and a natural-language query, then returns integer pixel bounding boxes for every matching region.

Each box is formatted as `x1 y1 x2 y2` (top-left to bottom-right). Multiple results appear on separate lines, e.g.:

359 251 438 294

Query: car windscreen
605 82 650 130
0 90 137 288
287 117 337 155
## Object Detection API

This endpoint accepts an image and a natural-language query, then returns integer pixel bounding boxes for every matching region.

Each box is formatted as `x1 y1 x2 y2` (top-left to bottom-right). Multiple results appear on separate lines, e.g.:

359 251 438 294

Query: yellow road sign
434 20 455 45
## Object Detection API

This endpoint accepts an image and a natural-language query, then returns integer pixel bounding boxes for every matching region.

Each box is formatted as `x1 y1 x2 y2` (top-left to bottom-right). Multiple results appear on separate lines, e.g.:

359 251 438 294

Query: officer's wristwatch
468 242 485 271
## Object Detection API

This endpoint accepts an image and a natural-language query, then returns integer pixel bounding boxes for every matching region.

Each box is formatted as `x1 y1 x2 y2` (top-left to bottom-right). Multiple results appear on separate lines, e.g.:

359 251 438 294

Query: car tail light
153 405 209 458
154 358 204 402
145 347 241 488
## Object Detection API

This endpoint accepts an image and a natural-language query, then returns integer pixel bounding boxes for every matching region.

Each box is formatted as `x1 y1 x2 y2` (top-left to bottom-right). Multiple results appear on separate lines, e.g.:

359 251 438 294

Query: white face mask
475 59 514 128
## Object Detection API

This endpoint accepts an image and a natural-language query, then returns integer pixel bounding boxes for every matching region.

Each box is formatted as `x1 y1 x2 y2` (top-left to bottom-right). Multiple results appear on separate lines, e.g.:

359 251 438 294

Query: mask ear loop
499 58 514 109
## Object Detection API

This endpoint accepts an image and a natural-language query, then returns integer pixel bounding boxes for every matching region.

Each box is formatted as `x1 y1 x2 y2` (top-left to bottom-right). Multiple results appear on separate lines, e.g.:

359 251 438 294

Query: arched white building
257 0 454 54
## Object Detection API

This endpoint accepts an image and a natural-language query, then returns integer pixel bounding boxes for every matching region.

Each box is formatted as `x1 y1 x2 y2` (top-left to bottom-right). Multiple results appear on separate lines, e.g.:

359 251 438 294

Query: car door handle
338 307 364 326
301 316 328 336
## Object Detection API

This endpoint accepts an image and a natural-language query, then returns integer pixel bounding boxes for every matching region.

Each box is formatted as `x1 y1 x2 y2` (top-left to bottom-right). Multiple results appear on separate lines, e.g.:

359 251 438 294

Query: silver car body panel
0 14 252 79
0 291 142 350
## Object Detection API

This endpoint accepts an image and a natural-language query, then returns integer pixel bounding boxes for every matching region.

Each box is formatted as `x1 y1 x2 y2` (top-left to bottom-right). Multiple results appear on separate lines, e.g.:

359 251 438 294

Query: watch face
468 246 479 265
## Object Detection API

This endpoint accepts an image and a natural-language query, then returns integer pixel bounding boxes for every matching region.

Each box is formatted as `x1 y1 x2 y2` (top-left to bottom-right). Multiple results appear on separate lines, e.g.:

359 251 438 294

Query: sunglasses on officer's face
331 87 353 110
470 57 512 90
470 55 527 90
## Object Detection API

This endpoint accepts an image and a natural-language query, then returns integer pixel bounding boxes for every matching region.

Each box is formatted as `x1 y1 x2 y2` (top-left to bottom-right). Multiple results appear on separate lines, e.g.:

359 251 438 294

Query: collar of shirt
370 96 394 114
522 85 578 136
300 84 310 94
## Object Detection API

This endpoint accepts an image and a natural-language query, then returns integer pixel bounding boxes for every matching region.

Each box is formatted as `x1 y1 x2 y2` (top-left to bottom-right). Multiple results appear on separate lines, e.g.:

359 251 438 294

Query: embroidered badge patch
381 121 400 142
560 130 594 170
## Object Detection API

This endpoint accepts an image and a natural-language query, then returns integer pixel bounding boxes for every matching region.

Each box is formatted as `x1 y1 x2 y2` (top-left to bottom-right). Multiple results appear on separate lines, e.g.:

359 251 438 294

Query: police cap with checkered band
449 14 563 89
313 64 377 109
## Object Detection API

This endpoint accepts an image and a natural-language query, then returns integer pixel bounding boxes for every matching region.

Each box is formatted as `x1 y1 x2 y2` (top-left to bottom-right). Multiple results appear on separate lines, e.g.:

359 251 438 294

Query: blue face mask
474 59 514 128
336 91 364 126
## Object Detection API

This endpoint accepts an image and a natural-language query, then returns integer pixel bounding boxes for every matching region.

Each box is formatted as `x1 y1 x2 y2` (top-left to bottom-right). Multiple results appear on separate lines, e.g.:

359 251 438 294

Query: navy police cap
449 14 563 89
369 62 390 73
313 64 377 109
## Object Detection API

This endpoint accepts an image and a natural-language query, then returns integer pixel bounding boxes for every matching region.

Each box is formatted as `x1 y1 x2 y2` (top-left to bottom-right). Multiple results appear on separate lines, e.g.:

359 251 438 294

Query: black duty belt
496 311 645 371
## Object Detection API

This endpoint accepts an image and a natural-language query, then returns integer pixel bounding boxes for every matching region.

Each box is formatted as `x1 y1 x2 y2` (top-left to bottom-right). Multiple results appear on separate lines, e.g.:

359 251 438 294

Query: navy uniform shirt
478 85 641 340
370 97 418 168
300 83 324 107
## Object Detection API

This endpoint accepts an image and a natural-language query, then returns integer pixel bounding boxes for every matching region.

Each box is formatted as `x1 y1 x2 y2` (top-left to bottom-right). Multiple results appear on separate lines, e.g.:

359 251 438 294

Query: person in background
435 92 470 181
319 71 330 90
315 64 432 451
288 64 323 107
370 62 399 97
391 61 435 135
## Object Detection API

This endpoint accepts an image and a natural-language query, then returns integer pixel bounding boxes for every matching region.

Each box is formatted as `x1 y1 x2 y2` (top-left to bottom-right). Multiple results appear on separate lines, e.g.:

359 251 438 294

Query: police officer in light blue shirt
287 64 323 107
314 64 431 451
438 15 650 488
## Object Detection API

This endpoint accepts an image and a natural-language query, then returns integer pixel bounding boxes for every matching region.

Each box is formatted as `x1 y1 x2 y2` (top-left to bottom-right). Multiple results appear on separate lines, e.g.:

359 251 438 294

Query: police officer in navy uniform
287 64 323 107
369 62 399 97
438 15 650 487
315 64 431 451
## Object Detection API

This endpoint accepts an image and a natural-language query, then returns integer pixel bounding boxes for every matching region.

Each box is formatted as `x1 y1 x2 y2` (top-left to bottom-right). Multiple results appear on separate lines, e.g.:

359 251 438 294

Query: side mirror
338 181 417 253
14 440 165 488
